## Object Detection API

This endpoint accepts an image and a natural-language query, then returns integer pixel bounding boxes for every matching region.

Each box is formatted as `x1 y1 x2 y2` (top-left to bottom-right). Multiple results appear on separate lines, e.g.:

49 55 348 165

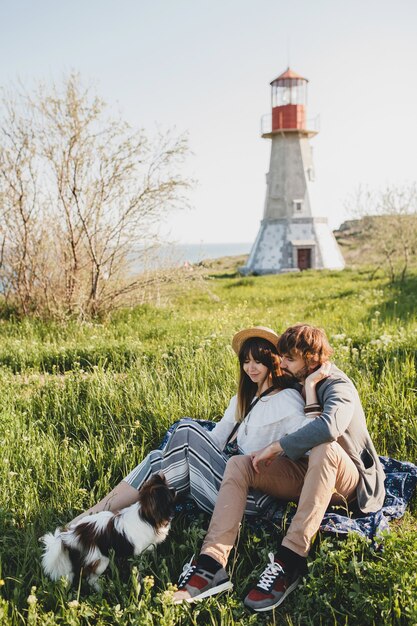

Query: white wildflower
68 600 79 609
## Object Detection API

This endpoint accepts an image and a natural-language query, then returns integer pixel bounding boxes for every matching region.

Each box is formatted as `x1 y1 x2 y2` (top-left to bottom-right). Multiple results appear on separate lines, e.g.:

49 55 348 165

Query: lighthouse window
294 200 303 212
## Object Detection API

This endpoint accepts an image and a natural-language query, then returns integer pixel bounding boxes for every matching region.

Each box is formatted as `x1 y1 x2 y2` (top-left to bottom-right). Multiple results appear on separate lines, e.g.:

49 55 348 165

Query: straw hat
231 326 279 355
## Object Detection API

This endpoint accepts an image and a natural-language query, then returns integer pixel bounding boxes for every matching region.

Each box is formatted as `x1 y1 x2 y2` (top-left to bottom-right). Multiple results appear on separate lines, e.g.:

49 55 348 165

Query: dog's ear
145 473 167 488
153 473 166 485
138 475 176 529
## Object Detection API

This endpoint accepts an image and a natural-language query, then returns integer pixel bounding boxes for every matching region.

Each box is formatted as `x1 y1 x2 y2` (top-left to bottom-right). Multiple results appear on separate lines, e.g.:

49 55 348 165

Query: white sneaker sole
175 580 234 604
247 577 300 612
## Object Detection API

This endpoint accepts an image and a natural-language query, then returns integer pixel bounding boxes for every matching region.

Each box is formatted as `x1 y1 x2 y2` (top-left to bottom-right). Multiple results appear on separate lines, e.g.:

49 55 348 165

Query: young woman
70 326 319 526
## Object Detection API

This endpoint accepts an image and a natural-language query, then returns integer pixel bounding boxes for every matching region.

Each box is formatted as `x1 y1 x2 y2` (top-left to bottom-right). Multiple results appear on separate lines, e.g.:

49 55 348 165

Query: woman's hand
251 441 282 473
305 361 331 388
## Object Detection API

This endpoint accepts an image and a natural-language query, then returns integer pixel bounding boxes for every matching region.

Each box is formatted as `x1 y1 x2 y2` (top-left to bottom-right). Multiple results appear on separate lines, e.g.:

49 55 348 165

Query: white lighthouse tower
241 68 345 274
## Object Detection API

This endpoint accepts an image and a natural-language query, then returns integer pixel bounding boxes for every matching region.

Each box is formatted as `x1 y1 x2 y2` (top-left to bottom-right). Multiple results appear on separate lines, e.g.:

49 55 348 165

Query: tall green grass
0 268 416 624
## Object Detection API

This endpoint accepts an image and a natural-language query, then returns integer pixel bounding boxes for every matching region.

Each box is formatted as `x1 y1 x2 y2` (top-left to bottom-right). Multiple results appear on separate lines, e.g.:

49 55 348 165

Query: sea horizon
133 242 253 272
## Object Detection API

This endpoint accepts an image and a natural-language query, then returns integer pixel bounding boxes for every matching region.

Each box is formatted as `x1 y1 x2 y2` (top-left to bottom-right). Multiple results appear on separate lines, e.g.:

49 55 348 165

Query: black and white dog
41 474 176 589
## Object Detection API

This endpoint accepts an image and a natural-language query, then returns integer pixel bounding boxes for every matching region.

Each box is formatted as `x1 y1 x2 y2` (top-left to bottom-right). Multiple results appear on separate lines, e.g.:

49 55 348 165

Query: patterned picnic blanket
264 455 417 542
160 419 417 543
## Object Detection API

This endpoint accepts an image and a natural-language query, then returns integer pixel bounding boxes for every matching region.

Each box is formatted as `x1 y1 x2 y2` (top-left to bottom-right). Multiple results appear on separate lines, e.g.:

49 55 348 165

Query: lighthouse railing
260 113 320 135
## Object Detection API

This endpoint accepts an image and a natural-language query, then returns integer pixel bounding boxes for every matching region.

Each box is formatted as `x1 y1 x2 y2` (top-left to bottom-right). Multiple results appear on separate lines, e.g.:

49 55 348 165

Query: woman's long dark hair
236 337 289 422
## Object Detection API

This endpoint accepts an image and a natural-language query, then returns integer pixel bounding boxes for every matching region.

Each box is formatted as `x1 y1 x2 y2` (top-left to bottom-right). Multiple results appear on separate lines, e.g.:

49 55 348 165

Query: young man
172 324 386 611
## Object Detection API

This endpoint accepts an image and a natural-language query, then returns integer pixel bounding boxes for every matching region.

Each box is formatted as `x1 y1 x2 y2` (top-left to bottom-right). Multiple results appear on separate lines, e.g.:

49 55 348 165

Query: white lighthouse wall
264 135 314 221
313 221 346 269
242 129 345 274
245 223 266 268
306 171 321 217
243 216 344 273
245 221 288 272
299 137 315 216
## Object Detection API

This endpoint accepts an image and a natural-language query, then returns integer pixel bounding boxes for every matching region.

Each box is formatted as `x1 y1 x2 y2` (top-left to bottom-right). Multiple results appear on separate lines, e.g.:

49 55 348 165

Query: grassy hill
0 268 416 625
334 216 417 271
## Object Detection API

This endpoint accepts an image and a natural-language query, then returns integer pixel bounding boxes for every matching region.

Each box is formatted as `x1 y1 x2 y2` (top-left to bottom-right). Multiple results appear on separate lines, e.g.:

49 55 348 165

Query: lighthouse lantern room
271 68 308 130
241 68 345 275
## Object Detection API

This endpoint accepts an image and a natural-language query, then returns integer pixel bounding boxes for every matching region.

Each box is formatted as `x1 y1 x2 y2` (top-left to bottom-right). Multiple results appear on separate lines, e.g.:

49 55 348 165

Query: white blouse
209 388 308 454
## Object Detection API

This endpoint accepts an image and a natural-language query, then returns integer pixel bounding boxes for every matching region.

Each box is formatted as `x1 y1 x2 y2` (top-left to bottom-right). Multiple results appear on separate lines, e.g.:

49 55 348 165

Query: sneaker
243 552 300 612
173 554 233 604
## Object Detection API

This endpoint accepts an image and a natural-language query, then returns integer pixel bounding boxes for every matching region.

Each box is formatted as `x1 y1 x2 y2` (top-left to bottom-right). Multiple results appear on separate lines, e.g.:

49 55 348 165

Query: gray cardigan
280 365 386 513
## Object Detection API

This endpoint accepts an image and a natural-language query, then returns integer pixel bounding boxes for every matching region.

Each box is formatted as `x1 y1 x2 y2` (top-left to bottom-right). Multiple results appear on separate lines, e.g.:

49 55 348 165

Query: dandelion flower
68 600 79 609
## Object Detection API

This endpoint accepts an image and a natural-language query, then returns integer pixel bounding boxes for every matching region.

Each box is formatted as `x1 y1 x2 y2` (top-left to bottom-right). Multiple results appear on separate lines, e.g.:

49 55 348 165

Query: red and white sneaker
244 552 300 612
173 555 233 604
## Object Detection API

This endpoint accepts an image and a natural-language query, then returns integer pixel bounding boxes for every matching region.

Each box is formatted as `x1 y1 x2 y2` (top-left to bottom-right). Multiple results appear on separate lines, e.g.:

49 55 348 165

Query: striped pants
124 420 272 515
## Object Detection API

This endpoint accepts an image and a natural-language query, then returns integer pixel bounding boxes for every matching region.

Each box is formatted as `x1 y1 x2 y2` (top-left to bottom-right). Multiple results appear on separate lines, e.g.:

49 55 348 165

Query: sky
1 0 417 244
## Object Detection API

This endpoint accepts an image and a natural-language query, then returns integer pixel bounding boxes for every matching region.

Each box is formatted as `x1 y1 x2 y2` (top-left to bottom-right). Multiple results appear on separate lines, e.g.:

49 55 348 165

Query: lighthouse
241 68 345 274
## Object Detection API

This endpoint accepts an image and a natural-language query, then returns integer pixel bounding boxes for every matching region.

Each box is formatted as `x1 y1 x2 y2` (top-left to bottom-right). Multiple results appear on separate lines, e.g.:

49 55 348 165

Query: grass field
0 267 416 625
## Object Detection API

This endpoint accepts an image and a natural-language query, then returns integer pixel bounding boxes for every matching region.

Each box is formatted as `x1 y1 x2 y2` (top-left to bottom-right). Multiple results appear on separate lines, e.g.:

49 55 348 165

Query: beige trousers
201 442 360 565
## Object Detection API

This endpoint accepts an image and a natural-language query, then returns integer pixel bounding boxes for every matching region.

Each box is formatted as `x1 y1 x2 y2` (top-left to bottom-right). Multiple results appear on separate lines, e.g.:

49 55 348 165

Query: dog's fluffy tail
40 529 74 584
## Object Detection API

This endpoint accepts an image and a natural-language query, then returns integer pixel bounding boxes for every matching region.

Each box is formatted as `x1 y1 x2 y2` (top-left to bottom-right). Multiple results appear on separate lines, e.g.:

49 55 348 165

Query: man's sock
275 545 308 577
196 553 223 574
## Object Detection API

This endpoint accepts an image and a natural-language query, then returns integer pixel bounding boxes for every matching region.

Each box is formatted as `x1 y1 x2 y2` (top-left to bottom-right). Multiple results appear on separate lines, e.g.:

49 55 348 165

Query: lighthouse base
240 217 345 275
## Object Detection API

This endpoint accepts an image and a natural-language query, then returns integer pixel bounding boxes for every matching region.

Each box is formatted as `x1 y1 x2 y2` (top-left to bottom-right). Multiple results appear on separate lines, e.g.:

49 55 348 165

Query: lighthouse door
297 248 311 270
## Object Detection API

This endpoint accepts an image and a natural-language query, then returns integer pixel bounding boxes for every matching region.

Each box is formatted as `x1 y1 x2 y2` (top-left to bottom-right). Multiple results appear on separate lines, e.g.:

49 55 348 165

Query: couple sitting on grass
72 323 385 613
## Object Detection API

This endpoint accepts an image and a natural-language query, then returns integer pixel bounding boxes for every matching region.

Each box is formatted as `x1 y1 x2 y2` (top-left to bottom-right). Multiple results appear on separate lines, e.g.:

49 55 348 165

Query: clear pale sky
1 0 417 243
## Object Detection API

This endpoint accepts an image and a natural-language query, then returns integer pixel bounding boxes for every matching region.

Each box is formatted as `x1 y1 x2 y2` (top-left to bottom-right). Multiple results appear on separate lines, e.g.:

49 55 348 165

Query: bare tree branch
346 184 417 283
0 74 193 317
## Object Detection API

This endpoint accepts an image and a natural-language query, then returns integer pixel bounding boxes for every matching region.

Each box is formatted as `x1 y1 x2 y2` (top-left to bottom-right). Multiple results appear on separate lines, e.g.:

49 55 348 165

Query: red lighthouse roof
270 67 308 84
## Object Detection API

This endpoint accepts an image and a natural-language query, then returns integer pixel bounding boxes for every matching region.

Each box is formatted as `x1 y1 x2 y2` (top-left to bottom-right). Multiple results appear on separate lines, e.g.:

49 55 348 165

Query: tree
0 74 191 317
347 184 417 282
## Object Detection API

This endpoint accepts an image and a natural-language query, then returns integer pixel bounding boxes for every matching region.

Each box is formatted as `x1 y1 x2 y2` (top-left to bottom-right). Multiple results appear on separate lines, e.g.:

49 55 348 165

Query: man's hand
305 361 331 388
250 441 282 473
